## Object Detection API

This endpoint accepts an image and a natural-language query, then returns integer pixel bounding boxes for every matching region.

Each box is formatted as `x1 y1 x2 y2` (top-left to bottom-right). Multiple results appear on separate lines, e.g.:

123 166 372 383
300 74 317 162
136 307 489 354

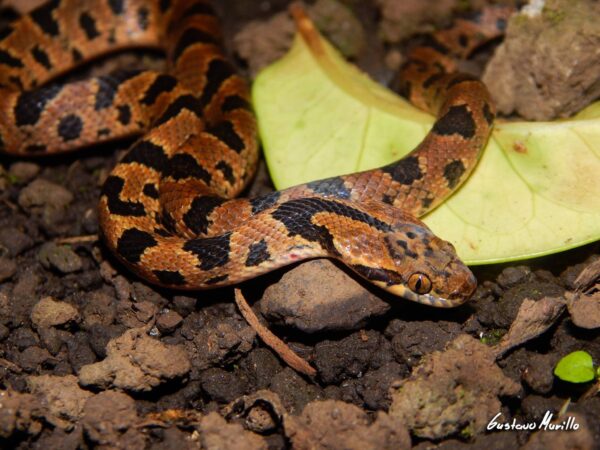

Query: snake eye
408 272 432 294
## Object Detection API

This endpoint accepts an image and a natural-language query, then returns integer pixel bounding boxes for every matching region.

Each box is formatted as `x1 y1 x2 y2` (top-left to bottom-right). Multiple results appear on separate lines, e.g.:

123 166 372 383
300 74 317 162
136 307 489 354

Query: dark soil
1 1 599 449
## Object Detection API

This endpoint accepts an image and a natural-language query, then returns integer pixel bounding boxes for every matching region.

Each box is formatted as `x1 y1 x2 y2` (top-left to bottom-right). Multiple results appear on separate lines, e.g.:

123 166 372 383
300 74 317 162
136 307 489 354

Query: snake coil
0 0 510 306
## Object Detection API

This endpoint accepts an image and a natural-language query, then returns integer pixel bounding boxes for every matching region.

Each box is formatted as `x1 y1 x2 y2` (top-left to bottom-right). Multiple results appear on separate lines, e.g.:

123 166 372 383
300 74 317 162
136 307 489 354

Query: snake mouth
379 282 471 308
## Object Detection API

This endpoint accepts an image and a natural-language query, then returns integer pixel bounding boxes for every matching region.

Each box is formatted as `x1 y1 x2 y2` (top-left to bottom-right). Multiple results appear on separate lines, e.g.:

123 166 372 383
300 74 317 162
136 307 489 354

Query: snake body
0 1 509 307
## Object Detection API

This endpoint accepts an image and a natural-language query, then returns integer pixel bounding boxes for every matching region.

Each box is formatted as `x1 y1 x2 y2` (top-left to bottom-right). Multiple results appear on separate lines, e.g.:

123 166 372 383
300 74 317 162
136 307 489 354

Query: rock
182 309 256 373
172 295 197 317
269 368 323 415
38 243 83 274
567 291 600 329
0 227 34 256
30 426 83 450
9 327 39 351
116 300 157 328
9 269 41 327
483 0 600 120
387 320 462 367
240 348 284 390
27 375 93 430
478 279 564 329
38 327 70 355
376 0 455 43
81 207 98 234
19 346 56 372
200 368 247 403
149 427 195 450
314 329 393 384
351 362 406 410
285 400 411 450
310 0 364 57
156 310 183 334
521 395 563 422
224 390 286 435
31 296 79 329
78 328 190 392
131 281 167 307
87 323 127 358
260 260 390 333
198 412 267 450
497 266 533 289
9 162 40 184
67 332 97 373
388 334 521 439
0 324 8 341
522 412 593 450
82 391 145 449
233 0 364 77
0 257 17 282
81 291 116 329
18 178 73 234
0 390 43 438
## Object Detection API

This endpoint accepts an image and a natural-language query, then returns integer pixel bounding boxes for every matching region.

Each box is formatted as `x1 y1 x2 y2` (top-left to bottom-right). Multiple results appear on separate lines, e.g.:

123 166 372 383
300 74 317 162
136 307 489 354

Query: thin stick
234 288 316 377
55 234 98 245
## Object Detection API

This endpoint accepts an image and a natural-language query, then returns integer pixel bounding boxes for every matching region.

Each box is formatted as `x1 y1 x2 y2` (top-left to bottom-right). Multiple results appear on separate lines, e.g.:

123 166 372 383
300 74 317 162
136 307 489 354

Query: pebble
18 179 74 234
156 310 183 334
172 295 197 317
19 346 55 372
26 375 93 429
260 259 390 333
0 227 34 257
82 391 145 449
78 328 190 392
0 323 9 341
31 296 79 329
200 368 246 403
9 162 40 184
269 367 322 414
522 352 558 394
497 266 532 289
81 291 116 329
37 327 69 355
18 178 73 210
0 257 17 282
568 292 600 329
38 242 82 274
314 329 393 384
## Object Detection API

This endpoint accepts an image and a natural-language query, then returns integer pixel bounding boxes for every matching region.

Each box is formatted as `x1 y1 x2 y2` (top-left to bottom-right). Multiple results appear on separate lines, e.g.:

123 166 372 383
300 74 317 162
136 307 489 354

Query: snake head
350 219 476 307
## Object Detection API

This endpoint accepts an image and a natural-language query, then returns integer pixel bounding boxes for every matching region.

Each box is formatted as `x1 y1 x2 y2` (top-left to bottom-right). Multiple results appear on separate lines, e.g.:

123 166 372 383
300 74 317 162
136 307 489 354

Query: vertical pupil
415 277 422 290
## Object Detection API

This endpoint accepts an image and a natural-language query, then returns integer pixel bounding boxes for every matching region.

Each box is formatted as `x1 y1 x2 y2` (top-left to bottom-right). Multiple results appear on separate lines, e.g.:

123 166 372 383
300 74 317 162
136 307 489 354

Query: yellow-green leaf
554 350 596 383
252 23 600 265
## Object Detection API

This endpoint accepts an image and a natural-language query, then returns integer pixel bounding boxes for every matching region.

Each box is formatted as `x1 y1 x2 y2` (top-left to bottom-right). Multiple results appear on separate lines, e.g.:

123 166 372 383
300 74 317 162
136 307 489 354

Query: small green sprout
554 351 598 384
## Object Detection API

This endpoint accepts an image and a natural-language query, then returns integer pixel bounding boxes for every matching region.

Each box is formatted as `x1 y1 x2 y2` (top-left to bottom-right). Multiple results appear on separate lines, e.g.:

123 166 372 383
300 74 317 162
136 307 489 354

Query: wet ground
0 0 599 449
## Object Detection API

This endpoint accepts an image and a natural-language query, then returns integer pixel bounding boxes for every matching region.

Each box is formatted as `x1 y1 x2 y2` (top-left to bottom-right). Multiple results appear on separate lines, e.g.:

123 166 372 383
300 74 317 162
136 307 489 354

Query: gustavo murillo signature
487 412 580 431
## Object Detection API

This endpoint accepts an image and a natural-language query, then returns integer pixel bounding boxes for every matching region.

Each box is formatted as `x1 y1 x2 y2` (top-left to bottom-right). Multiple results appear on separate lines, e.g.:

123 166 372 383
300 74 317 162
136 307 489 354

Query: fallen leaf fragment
565 257 600 329
494 296 566 358
573 257 600 292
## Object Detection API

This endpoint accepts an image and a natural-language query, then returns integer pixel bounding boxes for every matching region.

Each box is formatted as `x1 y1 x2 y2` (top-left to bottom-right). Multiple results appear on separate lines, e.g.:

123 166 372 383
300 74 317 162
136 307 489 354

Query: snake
0 0 510 307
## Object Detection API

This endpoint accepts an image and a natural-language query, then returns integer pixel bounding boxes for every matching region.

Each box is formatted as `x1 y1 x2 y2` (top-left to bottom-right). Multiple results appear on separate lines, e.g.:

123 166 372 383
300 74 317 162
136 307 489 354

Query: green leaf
252 23 600 264
554 351 596 383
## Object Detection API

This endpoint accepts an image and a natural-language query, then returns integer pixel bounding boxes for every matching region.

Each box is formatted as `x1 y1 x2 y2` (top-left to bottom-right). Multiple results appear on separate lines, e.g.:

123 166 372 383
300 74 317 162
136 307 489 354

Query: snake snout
448 271 477 301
